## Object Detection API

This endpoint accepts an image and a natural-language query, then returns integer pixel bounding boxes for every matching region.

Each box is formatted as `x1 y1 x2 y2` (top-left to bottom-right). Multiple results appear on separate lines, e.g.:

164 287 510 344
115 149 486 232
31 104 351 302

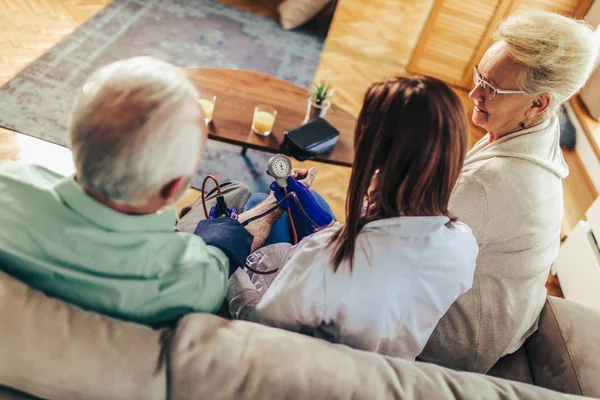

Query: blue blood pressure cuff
193 218 254 276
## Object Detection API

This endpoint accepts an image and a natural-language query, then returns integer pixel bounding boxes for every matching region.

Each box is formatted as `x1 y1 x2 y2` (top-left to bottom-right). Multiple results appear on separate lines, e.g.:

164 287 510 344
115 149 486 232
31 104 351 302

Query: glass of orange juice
252 105 277 136
196 92 216 124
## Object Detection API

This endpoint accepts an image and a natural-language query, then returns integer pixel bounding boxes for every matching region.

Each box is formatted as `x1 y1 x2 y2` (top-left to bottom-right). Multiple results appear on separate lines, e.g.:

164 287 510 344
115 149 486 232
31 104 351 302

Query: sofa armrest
525 296 600 397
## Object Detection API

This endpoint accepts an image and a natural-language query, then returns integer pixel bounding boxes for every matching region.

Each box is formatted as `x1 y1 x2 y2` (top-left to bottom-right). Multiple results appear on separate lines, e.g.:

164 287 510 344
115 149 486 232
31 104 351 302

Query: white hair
494 10 599 117
69 56 202 205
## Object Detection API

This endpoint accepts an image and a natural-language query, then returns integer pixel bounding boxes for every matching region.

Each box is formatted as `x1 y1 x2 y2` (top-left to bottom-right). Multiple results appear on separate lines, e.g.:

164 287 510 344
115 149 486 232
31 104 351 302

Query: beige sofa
0 268 598 400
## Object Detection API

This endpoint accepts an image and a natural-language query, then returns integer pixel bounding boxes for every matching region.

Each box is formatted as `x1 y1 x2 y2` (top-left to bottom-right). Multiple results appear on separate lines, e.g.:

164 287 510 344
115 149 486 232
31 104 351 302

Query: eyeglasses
473 65 526 100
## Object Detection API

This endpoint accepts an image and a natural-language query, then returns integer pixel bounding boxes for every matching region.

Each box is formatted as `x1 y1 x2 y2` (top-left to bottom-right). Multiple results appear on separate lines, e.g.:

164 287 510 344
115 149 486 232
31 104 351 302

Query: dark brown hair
329 75 469 272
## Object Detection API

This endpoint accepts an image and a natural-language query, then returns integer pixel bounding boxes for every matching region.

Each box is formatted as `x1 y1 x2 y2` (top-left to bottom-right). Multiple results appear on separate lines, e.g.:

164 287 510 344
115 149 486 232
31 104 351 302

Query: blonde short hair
494 10 599 117
70 57 202 205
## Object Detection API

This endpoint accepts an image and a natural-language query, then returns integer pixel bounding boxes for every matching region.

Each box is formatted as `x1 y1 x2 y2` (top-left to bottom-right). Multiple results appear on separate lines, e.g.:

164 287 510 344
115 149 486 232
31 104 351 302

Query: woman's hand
270 175 332 230
208 206 238 220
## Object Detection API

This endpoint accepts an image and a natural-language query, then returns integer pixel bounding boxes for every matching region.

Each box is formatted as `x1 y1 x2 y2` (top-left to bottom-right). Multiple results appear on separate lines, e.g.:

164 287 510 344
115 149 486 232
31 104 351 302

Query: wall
314 0 434 115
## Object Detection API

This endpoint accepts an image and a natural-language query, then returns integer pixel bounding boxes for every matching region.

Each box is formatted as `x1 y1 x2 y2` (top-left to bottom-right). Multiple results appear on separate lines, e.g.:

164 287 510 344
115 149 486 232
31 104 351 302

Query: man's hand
289 167 317 188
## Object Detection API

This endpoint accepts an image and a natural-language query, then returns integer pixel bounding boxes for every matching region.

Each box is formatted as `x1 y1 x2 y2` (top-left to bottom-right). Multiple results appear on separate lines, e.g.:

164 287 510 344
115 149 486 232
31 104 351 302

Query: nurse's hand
208 206 238 220
270 176 332 230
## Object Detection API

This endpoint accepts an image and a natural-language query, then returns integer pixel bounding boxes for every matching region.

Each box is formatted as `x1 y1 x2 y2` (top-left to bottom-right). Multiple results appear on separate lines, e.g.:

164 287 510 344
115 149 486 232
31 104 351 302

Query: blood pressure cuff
193 218 254 276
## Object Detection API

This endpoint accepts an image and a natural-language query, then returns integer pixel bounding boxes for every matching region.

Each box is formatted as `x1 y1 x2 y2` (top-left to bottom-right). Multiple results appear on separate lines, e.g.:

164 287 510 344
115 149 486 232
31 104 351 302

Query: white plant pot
303 98 331 124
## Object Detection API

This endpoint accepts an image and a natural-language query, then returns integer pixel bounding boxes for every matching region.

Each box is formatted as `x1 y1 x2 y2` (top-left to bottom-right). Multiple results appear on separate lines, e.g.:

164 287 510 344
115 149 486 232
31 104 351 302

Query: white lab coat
227 216 478 359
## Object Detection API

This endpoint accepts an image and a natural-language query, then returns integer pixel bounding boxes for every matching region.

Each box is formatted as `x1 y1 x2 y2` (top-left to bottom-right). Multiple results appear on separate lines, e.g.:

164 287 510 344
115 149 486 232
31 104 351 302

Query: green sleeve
137 239 230 325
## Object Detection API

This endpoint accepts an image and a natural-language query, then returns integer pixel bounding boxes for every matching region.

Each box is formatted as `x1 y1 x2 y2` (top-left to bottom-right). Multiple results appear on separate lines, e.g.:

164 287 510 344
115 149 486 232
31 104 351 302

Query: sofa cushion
488 346 534 385
0 386 38 400
526 296 600 397
0 270 166 400
278 0 331 30
168 313 582 399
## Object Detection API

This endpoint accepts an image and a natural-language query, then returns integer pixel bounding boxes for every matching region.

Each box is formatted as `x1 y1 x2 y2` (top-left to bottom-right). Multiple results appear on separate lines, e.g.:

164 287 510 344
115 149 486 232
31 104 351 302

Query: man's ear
531 93 551 116
160 176 188 203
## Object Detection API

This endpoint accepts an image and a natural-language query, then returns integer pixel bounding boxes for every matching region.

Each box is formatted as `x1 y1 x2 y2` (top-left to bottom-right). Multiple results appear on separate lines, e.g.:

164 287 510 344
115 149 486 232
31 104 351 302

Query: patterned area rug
0 0 326 192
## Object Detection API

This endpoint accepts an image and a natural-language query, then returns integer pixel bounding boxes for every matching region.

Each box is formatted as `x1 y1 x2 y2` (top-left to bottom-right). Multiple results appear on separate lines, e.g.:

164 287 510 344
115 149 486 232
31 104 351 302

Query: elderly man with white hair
0 57 281 326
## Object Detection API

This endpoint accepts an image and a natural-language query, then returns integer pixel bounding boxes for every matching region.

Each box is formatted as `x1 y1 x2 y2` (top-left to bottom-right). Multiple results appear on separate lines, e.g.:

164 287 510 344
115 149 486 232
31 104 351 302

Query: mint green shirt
0 163 229 326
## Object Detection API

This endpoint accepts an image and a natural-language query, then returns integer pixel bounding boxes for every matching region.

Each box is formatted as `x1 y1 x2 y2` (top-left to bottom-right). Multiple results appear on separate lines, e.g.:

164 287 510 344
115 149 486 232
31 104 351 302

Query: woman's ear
530 92 551 116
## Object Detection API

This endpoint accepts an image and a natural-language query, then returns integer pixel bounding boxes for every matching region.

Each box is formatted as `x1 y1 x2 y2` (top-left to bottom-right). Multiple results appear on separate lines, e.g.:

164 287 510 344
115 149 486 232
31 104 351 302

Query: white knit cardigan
420 118 568 373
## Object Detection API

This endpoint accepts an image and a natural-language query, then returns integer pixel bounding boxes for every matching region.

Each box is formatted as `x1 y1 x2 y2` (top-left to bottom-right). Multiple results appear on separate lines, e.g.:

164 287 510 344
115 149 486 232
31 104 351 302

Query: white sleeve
254 238 327 334
227 268 263 322
402 234 478 359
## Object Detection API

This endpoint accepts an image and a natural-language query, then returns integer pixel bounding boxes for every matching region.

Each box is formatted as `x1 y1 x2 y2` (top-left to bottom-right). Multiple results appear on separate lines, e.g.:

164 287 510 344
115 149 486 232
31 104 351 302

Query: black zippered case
279 118 340 161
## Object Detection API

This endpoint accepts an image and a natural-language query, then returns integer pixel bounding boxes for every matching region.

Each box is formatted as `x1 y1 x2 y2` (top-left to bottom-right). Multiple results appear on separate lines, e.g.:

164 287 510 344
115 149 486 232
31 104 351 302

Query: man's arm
237 192 284 252
238 167 320 251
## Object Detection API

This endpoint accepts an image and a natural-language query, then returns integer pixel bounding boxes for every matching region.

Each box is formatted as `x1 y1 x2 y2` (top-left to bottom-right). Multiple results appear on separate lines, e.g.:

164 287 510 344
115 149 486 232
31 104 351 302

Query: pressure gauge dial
268 154 292 188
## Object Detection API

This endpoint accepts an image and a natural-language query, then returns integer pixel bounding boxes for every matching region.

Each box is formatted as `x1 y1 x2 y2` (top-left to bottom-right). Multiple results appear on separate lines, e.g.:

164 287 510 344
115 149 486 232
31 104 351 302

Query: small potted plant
304 79 334 124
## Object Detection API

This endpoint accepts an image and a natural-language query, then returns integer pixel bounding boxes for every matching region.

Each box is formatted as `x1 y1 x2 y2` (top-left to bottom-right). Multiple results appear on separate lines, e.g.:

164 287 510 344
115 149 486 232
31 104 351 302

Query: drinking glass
196 92 217 124
252 105 277 136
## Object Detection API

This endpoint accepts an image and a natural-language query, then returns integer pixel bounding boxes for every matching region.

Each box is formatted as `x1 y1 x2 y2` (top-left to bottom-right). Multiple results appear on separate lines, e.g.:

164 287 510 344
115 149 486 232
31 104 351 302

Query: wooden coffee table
185 68 356 167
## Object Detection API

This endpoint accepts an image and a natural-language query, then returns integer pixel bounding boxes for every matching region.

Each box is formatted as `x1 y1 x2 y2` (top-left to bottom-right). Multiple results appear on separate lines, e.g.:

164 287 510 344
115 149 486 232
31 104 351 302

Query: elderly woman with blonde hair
419 10 599 372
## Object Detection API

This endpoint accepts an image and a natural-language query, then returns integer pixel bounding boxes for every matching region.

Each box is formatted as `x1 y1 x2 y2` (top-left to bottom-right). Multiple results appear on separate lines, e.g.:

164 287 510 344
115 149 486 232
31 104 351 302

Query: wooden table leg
241 146 248 156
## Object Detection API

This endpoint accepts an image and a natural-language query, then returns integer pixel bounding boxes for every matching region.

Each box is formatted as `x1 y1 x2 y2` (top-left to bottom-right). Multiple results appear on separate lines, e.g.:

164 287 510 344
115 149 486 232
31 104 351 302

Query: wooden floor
0 0 595 240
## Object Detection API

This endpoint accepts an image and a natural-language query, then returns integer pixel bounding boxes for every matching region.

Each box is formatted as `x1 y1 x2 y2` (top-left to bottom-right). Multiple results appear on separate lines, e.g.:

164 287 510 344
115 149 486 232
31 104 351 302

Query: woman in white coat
227 75 478 360
419 11 599 373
